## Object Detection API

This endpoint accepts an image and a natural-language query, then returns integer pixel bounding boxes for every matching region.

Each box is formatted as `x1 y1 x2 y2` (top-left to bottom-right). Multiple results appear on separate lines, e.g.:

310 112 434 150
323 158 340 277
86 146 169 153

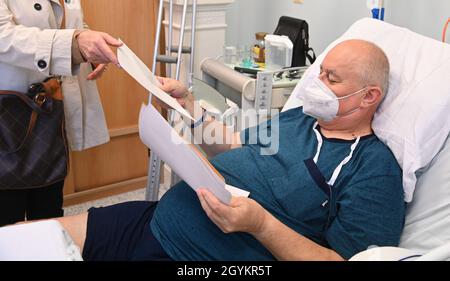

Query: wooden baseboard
63 177 148 207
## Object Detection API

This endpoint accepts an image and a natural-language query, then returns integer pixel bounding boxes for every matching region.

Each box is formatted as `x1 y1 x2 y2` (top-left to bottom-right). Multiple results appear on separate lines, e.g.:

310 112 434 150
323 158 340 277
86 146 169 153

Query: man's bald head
326 39 390 95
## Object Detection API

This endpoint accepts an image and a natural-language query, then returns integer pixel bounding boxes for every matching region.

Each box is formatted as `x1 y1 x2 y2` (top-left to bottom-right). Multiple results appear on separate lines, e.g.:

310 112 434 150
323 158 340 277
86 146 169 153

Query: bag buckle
33 93 47 106
28 82 45 96
28 83 47 106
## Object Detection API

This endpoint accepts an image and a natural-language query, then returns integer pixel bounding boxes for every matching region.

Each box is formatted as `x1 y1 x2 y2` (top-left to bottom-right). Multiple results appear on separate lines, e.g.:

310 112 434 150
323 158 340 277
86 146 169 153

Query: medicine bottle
253 32 268 63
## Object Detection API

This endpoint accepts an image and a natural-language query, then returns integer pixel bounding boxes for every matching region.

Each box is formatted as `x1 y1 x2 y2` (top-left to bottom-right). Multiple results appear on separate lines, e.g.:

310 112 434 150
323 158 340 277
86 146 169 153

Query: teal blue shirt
151 107 405 260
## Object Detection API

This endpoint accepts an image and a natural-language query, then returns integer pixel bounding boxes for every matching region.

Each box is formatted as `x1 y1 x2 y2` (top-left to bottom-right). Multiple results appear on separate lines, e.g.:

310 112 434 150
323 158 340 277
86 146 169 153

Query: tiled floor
64 166 173 216
63 186 170 216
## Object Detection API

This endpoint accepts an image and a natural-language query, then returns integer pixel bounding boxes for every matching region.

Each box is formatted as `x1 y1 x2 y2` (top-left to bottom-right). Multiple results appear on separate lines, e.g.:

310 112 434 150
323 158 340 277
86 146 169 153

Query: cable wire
443 18 450 43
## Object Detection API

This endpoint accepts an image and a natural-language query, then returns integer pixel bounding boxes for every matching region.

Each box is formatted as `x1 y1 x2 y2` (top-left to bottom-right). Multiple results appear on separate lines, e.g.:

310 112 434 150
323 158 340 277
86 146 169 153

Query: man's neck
319 126 373 140
318 119 373 140
315 106 377 140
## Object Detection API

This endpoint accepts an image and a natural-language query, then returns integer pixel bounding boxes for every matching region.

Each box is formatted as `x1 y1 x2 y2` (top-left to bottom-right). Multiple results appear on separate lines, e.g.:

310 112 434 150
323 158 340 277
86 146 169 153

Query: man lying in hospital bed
2 39 404 261
1 18 450 261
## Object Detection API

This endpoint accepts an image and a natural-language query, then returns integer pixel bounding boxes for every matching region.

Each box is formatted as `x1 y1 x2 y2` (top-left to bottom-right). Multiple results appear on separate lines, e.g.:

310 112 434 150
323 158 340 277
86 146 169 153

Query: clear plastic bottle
253 32 268 64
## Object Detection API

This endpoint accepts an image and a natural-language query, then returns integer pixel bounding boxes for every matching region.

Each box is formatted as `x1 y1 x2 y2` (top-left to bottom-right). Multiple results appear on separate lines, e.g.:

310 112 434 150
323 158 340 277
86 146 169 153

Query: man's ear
361 86 383 108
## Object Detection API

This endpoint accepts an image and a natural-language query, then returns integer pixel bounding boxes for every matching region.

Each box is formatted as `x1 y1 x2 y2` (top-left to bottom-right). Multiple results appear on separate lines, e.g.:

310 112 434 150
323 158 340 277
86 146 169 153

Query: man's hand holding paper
117 40 194 121
155 77 197 119
118 40 249 205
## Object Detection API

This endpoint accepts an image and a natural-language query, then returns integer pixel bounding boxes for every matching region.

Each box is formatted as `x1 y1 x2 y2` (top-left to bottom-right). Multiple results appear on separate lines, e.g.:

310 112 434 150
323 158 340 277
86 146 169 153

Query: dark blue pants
82 201 172 261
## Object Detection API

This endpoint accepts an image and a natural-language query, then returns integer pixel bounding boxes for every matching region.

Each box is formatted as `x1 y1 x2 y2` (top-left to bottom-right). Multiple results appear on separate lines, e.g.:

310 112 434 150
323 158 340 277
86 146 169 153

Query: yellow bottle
253 32 268 65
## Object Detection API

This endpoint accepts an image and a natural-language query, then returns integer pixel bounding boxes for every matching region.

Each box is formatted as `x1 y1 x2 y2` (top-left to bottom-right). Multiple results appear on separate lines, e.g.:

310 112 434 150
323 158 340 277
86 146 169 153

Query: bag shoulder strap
0 91 45 112
0 91 46 154
58 0 66 29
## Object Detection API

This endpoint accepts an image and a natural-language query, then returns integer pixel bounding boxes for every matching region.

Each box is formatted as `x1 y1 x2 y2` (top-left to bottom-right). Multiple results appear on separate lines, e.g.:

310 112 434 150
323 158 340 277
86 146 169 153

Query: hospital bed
199 58 307 115
1 18 450 261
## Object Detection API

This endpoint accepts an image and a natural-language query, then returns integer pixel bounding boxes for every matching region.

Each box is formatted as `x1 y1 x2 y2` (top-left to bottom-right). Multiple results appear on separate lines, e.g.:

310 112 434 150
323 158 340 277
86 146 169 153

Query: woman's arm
0 2 121 76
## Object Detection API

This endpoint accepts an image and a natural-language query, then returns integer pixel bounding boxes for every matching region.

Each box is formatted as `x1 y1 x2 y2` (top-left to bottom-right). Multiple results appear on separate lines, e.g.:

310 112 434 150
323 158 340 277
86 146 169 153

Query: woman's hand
76 30 123 66
87 64 108 80
197 189 268 235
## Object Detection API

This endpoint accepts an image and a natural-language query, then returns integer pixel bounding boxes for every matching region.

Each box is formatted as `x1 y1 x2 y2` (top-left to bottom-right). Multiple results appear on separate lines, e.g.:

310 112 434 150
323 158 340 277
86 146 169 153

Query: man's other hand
197 189 268 235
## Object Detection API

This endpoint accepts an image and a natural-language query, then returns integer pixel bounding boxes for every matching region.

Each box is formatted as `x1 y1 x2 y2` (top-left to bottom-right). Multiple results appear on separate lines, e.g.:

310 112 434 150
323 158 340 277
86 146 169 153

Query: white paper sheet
139 103 250 205
225 184 250 198
118 40 194 121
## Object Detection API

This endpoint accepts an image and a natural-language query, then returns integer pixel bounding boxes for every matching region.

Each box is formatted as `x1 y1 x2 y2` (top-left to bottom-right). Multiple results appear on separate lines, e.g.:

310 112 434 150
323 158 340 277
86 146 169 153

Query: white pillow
286 18 450 202
399 134 450 253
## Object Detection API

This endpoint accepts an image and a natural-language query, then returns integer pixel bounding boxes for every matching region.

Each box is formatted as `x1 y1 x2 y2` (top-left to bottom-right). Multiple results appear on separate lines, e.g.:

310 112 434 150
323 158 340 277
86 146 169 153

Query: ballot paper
117 40 194 121
139 103 250 205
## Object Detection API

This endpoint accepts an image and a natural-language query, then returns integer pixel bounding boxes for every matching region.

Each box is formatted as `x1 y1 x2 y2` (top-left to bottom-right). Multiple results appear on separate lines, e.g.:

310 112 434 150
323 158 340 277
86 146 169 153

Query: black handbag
274 16 317 67
0 78 69 190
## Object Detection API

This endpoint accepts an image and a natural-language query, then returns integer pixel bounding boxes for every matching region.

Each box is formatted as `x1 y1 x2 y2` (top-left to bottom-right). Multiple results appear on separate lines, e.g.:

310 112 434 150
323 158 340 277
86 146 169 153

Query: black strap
306 48 316 65
304 158 331 197
304 158 339 238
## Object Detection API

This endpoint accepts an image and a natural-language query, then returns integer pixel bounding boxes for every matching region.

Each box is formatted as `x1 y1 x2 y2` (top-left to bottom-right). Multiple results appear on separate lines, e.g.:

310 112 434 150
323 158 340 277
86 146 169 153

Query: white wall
226 0 450 54
225 0 272 48
385 0 450 41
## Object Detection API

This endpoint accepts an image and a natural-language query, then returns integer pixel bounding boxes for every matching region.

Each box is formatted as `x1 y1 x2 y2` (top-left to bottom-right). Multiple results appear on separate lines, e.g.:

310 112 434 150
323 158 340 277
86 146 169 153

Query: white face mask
302 77 367 122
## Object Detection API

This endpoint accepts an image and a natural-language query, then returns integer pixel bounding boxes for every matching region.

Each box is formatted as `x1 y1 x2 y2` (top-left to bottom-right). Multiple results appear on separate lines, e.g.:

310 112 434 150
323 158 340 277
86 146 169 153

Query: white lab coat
0 0 110 151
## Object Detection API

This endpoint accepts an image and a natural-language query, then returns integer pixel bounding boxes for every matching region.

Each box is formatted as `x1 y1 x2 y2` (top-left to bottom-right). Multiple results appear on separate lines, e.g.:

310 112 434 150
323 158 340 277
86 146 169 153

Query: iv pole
368 0 385 21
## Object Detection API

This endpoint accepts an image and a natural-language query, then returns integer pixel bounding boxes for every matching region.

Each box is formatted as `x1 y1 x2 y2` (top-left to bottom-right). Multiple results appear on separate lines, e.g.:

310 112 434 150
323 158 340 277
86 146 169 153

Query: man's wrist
184 90 196 116
251 209 272 237
190 108 207 129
